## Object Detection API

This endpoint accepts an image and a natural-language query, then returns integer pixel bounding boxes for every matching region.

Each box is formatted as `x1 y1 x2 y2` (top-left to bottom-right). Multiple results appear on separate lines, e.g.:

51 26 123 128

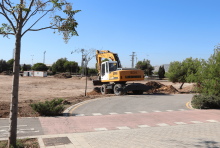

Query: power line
136 53 210 55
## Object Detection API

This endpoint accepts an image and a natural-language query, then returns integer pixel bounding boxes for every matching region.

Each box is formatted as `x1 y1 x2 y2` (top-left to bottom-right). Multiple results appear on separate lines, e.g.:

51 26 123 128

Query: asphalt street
70 94 194 116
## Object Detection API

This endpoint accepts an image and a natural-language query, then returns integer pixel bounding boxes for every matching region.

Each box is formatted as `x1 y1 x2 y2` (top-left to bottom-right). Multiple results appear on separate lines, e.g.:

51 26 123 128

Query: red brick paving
39 110 220 135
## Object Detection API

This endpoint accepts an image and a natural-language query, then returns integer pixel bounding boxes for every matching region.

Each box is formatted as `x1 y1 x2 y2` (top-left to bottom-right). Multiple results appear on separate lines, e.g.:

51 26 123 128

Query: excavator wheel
114 84 124 96
101 84 108 95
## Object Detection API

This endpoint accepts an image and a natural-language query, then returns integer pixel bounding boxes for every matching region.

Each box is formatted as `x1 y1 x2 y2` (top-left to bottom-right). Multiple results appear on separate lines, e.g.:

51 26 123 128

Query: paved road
70 94 194 116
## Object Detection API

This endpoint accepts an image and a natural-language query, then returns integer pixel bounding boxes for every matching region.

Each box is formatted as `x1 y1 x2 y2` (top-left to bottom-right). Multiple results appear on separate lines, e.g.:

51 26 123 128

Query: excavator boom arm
96 50 122 76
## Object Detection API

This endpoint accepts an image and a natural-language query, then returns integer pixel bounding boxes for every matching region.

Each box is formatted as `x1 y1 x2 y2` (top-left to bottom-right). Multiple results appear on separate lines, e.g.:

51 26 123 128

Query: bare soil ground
0 75 196 118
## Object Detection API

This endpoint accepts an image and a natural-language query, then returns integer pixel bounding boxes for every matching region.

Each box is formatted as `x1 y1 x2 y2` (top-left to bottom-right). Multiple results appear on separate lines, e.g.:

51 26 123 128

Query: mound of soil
145 81 179 94
87 87 101 95
145 81 165 89
81 77 92 81
54 73 72 79
0 101 40 118
0 71 10 75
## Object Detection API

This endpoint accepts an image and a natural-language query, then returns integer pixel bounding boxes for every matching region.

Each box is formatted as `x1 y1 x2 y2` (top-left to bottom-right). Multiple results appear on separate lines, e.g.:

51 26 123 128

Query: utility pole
31 55 34 66
146 54 149 76
43 51 46 64
130 52 136 68
81 49 85 77
135 55 138 65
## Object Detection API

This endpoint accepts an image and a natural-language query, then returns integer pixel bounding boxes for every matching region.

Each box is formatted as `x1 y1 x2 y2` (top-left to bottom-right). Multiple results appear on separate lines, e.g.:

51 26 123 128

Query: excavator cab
101 61 118 81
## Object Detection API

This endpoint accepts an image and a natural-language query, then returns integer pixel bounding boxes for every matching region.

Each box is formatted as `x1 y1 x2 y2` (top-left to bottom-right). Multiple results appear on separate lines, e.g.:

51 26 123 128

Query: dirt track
0 75 195 102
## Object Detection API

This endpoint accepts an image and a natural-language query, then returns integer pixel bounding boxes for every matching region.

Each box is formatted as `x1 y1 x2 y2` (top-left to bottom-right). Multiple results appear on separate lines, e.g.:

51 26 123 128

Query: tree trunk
85 66 87 96
8 2 23 147
179 82 184 89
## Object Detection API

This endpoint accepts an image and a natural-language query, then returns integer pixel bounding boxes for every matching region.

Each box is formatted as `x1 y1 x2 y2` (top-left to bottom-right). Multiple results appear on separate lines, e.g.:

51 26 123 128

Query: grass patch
0 138 39 148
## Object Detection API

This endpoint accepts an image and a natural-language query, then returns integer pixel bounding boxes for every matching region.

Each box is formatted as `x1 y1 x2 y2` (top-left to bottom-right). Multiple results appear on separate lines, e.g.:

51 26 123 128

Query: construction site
0 73 197 118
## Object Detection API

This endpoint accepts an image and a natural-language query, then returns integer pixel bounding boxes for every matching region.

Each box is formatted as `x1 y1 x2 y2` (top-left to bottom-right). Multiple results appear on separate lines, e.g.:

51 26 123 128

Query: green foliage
186 44 220 96
0 59 9 72
7 58 14 71
154 71 158 75
79 67 89 75
166 57 201 86
52 58 68 72
164 72 169 78
30 98 65 116
191 94 220 109
135 59 154 76
31 63 48 71
63 61 78 72
21 64 31 71
48 66 52 71
158 65 165 79
88 69 98 75
0 23 13 38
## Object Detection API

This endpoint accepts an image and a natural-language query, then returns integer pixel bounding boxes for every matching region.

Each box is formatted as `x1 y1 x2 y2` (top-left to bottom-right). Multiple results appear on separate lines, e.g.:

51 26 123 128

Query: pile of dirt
145 81 179 94
81 77 92 81
54 73 72 79
87 87 102 95
0 101 40 118
0 71 10 75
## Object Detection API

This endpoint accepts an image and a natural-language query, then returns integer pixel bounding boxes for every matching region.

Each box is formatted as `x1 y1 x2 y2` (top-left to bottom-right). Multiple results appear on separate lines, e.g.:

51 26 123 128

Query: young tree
187 44 220 95
0 1 80 147
31 63 48 71
166 57 201 89
135 59 154 76
158 65 165 79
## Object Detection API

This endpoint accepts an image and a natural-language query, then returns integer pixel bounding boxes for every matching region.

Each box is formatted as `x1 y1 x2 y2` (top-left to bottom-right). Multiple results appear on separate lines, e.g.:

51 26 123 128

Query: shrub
191 94 220 109
30 98 65 116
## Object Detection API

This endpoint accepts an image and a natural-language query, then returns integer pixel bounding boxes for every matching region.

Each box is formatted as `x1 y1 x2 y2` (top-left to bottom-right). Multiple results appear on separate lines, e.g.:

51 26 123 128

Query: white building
23 71 47 77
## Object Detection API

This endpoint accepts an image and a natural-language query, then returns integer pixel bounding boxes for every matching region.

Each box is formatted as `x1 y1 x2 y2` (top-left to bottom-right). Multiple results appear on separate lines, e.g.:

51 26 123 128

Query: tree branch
3 0 18 22
23 0 50 27
29 26 57 31
0 0 12 13
22 7 54 37
0 32 15 35
0 11 5 16
0 3 16 34
23 0 34 21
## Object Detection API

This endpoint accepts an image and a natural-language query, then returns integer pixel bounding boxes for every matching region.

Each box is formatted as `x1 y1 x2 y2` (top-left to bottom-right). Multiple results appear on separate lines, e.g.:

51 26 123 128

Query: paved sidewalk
1 122 220 148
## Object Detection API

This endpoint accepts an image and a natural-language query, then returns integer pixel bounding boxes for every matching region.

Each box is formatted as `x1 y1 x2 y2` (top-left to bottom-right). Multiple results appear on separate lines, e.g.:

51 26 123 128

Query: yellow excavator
93 50 151 95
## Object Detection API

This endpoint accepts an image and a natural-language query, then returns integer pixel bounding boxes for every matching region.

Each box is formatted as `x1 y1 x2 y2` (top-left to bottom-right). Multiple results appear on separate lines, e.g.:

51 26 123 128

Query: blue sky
1 0 220 68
